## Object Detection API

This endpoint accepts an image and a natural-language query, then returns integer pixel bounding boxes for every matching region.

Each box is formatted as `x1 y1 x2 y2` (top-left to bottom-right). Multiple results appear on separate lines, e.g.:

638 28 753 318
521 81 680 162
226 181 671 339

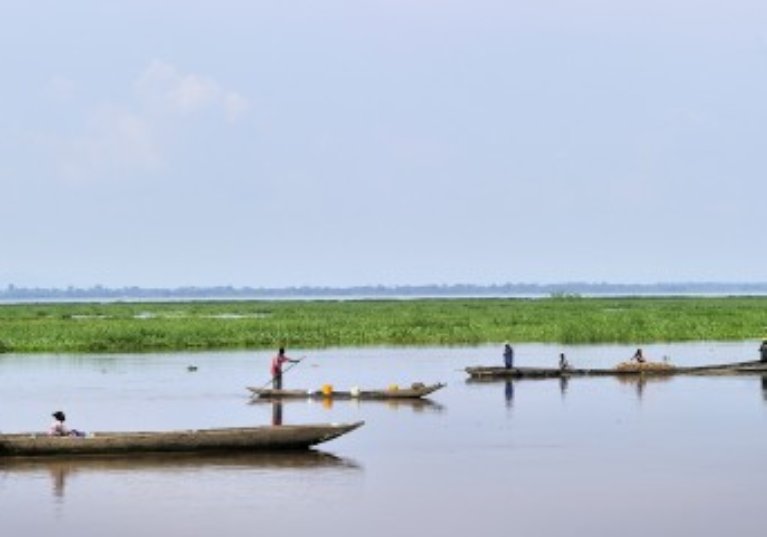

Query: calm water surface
1 342 766 537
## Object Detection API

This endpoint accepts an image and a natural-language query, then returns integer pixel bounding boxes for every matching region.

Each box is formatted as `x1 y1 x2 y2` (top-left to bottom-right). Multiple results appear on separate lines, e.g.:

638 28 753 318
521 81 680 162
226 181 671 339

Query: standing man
271 347 299 390
503 343 514 369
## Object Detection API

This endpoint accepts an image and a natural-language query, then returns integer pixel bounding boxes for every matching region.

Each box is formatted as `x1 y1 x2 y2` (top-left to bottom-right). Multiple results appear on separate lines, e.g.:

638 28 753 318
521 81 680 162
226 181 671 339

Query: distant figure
559 353 570 371
503 343 514 369
270 347 299 390
760 340 767 363
48 411 85 437
632 348 646 364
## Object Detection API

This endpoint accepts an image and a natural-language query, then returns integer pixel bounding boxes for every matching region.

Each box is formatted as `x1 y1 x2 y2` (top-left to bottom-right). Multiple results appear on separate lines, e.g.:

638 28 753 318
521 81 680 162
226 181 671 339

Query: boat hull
466 361 767 380
0 422 364 458
247 383 445 400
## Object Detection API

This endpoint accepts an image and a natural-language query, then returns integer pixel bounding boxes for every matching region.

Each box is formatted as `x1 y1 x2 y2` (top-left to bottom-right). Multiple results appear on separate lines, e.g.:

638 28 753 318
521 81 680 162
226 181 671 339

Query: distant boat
248 382 446 400
466 360 767 380
0 422 364 458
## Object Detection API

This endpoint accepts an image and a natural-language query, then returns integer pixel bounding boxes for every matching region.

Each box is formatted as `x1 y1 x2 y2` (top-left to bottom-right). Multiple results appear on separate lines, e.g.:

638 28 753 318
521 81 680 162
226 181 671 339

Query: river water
1 342 765 537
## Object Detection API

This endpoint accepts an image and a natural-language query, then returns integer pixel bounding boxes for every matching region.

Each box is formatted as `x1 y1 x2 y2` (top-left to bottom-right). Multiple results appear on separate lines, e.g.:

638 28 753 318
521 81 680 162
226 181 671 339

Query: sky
2 1 766 289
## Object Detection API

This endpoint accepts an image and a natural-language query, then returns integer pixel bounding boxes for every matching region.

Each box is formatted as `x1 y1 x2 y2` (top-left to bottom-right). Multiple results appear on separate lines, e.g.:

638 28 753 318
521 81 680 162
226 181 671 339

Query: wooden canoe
248 382 446 400
0 421 364 458
466 360 767 380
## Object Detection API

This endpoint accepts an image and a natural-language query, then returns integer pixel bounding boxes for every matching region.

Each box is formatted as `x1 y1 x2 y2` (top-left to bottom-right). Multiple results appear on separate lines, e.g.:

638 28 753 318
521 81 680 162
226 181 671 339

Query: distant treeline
2 282 767 301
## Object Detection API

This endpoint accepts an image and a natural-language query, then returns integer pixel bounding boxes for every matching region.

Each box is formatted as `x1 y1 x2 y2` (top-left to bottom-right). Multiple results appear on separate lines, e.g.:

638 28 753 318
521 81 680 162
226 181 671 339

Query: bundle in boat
614 361 676 373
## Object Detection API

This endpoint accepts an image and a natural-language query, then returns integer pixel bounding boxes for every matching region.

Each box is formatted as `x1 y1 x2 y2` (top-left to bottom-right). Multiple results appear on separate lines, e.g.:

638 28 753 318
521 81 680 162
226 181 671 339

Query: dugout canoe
248 382 446 400
466 360 767 380
0 421 364 458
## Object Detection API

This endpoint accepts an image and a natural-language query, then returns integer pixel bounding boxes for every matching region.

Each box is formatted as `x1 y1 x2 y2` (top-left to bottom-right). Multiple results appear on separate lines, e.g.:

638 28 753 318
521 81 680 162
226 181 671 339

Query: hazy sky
2 1 766 288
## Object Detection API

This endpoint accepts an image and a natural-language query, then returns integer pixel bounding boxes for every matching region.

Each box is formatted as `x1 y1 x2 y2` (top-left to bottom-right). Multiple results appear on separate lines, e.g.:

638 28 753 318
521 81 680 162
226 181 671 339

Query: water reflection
469 374 675 403
635 377 645 400
614 375 672 401
251 397 445 413
0 451 361 500
483 377 572 406
472 371 767 408
761 375 767 402
379 399 445 413
52 463 66 499
271 401 283 426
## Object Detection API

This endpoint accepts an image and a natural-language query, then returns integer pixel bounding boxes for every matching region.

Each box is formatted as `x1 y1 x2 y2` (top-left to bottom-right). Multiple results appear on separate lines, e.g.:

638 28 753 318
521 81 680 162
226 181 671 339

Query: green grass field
0 296 765 353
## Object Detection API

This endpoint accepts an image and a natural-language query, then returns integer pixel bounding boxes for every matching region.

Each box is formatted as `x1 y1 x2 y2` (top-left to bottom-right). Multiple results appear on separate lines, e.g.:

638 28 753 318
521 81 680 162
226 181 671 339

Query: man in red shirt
270 347 299 390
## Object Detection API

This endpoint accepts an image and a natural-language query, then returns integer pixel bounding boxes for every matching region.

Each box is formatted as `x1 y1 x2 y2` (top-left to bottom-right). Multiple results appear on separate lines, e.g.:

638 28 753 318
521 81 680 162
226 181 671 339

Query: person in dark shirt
503 343 514 369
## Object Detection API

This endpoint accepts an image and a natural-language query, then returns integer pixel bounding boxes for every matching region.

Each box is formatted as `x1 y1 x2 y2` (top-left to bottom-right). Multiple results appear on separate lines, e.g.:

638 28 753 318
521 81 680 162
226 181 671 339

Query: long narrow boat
248 382 446 400
0 421 364 458
466 360 767 380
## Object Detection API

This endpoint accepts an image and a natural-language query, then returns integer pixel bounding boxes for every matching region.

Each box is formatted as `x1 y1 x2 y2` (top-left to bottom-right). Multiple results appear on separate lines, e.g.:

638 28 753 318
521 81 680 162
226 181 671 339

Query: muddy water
1 342 765 537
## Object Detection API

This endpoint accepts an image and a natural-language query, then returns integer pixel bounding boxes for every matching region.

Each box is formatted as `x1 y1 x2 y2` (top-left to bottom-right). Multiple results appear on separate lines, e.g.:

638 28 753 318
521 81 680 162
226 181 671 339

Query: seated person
48 410 85 437
632 348 646 363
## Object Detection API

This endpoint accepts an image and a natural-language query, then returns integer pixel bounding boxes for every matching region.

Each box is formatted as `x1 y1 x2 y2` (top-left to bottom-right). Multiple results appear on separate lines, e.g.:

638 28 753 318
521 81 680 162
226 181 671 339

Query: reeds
0 296 765 353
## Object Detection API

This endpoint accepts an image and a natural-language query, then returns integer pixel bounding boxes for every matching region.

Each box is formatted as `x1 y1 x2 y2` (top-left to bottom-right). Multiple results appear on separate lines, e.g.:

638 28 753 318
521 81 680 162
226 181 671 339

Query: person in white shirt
48 410 85 437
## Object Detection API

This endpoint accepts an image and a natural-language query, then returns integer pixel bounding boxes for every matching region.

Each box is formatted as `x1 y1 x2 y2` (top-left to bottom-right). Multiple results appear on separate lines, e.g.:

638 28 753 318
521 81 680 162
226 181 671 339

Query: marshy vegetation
0 296 765 353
